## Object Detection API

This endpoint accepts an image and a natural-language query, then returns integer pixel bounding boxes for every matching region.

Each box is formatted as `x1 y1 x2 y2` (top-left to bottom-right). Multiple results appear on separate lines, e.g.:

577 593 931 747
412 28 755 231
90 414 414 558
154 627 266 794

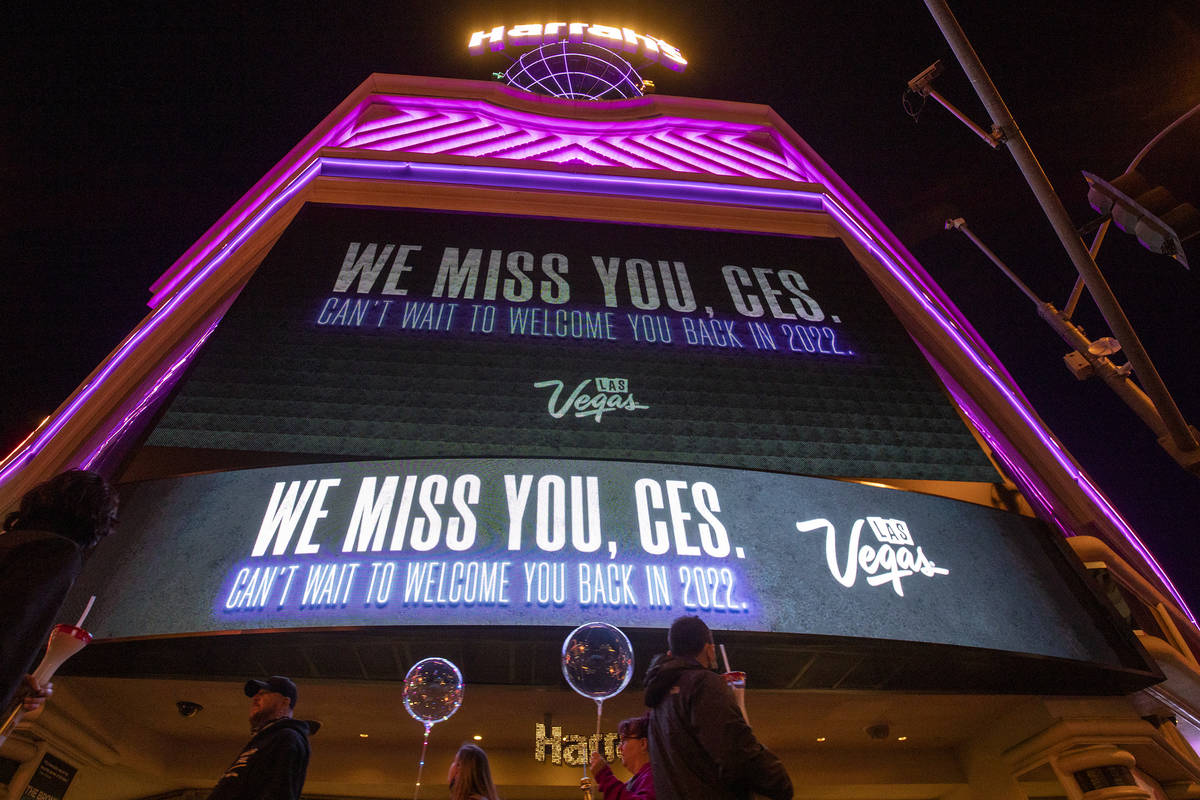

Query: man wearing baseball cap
207 676 319 800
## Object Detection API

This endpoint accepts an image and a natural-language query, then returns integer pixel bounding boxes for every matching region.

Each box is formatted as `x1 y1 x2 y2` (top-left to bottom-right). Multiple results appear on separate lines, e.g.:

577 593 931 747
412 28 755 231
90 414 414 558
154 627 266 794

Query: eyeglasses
617 735 645 744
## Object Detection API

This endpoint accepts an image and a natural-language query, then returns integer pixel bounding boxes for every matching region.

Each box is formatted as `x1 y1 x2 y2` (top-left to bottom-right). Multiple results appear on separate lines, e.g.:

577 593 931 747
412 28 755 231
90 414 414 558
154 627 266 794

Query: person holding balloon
447 743 501 800
588 714 655 800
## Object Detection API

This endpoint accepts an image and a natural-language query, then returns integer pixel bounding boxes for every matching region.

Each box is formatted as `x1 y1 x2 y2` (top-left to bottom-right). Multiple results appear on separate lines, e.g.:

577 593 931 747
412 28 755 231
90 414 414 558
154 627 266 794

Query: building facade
2 75 1199 800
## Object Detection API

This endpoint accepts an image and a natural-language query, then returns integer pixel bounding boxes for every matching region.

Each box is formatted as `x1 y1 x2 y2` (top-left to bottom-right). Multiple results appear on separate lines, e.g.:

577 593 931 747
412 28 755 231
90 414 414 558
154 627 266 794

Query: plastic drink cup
723 671 748 722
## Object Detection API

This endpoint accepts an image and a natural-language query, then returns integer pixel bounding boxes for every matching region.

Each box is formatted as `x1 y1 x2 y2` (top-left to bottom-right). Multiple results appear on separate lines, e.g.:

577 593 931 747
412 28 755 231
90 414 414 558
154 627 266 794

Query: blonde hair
449 743 500 800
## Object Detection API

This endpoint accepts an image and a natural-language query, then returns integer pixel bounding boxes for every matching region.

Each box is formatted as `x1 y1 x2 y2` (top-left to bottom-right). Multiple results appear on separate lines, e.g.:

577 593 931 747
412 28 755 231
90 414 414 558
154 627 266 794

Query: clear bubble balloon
403 657 463 727
561 622 634 701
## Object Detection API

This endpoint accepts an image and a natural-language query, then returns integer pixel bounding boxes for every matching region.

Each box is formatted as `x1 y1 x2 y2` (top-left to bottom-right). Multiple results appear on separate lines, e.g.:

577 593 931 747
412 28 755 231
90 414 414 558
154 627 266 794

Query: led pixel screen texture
146 204 996 482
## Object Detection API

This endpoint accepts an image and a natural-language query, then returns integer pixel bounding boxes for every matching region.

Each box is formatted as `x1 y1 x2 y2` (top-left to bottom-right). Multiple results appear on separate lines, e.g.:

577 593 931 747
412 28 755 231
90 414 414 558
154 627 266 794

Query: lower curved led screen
71 457 1137 671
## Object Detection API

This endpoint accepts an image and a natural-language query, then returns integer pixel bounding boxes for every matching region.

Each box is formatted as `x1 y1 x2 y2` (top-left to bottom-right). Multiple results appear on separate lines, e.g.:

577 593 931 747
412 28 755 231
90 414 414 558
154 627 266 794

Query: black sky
4 1 1199 609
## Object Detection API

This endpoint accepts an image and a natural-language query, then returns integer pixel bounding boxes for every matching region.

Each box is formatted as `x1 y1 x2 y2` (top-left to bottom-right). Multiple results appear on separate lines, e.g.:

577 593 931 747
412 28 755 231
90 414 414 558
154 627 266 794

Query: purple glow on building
329 96 812 180
317 158 826 211
80 321 219 471
146 97 375 306
147 95 814 306
0 159 322 486
6 86 1193 627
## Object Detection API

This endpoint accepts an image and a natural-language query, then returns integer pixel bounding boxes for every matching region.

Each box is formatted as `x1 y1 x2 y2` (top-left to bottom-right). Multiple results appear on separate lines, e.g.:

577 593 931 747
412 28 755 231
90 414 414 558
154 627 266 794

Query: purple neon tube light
80 321 219 470
4 150 1192 626
0 159 322 481
149 94 813 304
821 197 1192 620
318 157 825 210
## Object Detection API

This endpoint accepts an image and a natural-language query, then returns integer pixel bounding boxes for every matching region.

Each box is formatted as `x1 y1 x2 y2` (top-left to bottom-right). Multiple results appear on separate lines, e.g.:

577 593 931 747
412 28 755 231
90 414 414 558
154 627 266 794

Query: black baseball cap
244 676 298 708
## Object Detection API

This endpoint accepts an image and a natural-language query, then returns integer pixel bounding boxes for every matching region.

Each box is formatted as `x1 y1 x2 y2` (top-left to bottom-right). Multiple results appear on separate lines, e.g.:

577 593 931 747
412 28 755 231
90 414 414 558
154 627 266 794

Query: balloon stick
75 596 96 629
413 723 431 800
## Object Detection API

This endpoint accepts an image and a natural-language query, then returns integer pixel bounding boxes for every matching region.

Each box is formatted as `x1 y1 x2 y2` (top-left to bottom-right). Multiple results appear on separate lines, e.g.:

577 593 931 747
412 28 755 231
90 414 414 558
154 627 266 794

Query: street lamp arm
946 218 1171 441
1127 101 1200 173
923 0 1200 468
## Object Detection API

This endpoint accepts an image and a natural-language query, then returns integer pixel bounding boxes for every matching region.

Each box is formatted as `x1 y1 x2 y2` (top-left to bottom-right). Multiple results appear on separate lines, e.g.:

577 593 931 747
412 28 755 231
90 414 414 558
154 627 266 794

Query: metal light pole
923 0 1200 470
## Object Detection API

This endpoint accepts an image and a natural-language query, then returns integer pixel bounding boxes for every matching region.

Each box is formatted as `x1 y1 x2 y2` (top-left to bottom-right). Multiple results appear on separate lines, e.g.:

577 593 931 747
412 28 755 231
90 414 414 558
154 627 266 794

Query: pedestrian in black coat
0 470 117 712
643 616 792 800
207 676 319 800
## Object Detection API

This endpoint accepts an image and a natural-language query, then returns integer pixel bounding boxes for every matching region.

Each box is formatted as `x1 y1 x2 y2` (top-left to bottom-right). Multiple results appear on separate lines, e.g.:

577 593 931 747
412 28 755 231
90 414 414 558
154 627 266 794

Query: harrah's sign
468 23 688 72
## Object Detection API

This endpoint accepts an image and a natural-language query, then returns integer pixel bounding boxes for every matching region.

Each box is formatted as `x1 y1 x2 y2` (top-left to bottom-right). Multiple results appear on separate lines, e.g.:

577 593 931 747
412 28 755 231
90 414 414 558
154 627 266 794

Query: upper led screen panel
145 204 995 481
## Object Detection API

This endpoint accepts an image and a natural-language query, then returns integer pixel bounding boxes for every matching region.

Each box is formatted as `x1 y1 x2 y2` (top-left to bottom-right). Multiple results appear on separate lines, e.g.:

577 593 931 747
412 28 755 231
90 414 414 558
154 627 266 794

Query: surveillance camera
176 701 203 718
865 723 890 740
906 60 944 94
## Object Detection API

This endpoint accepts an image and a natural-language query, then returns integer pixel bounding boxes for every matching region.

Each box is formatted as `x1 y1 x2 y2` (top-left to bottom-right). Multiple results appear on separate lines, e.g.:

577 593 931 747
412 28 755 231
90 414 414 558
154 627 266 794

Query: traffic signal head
1084 169 1200 268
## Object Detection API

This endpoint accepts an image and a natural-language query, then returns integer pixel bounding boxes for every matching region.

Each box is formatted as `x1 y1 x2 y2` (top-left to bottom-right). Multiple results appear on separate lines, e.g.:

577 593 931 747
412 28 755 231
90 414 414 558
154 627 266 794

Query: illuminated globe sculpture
503 41 645 100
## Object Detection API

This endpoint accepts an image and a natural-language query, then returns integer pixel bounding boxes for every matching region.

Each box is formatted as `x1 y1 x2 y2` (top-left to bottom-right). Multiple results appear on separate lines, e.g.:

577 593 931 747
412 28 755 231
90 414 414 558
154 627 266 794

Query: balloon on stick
561 622 634 795
403 657 463 800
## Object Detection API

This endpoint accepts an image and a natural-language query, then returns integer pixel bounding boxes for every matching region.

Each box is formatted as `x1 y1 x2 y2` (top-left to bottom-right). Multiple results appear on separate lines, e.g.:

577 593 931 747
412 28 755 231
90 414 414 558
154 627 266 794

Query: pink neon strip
669 130 787 181
328 96 818 184
80 322 219 470
498 135 582 162
352 111 470 144
347 94 816 170
347 110 472 143
366 116 488 153
685 130 803 181
453 128 541 158
342 111 417 138
538 144 610 166
622 135 702 173
583 139 662 171
405 121 512 155
0 159 322 485
148 98 374 305
644 132 742 177
714 133 809 180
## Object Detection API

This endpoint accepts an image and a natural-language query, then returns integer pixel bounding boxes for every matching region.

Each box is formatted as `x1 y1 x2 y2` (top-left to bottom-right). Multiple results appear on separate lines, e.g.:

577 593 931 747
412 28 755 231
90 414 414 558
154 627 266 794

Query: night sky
5 2 1199 610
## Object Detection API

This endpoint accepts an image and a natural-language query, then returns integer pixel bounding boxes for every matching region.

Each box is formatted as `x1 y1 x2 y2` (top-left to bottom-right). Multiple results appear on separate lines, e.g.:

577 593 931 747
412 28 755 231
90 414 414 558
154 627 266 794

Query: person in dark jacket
207 676 319 800
589 713 655 800
643 616 792 800
0 469 118 713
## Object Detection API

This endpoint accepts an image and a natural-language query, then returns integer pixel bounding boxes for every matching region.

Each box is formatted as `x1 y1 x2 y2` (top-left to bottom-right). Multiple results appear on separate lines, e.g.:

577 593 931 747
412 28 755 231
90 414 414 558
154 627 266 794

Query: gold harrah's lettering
468 23 688 71
533 723 619 766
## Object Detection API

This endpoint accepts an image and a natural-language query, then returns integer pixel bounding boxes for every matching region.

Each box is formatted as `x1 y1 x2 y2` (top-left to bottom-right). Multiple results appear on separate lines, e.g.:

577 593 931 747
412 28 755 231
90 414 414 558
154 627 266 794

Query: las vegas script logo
797 516 949 596
534 377 649 422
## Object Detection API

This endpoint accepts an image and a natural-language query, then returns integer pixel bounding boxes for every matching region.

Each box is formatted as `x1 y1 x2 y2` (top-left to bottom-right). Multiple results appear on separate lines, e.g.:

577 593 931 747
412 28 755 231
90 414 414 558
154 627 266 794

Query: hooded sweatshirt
207 717 318 800
643 654 792 800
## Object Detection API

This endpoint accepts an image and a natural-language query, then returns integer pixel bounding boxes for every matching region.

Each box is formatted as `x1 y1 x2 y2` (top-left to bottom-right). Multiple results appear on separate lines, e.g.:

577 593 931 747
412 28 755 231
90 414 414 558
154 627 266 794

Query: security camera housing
176 701 203 718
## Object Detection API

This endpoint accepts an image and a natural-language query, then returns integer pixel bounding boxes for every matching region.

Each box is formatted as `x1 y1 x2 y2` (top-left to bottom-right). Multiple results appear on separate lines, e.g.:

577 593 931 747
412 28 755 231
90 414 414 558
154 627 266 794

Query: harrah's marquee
468 22 688 71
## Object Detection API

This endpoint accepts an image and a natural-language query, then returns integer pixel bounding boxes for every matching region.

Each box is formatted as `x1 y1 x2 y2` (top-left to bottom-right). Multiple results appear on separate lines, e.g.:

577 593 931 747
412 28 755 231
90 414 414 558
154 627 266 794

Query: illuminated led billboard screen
72 203 1152 684
143 204 996 481
74 457 1140 674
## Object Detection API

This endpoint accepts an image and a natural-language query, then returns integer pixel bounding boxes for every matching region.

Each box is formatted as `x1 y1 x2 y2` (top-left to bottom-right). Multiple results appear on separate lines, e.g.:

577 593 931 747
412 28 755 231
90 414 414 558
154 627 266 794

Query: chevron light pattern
332 97 816 182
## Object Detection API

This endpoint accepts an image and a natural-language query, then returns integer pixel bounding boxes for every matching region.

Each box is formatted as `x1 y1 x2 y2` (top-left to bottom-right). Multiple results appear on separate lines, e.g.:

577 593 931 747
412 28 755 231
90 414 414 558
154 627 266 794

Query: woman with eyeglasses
588 714 655 800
